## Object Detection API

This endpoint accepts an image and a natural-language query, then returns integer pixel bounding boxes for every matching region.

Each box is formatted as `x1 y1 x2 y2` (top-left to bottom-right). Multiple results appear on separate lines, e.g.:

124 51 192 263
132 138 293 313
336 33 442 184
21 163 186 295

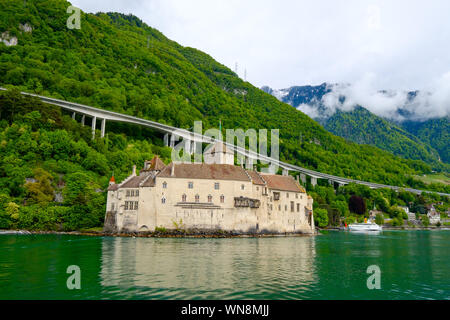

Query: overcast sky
71 0 450 94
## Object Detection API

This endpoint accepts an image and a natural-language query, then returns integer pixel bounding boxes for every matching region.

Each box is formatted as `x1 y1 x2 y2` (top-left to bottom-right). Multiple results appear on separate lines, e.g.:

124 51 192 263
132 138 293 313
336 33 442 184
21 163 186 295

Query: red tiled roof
158 163 251 181
261 174 305 193
107 184 119 191
144 155 166 171
121 172 153 188
246 170 266 186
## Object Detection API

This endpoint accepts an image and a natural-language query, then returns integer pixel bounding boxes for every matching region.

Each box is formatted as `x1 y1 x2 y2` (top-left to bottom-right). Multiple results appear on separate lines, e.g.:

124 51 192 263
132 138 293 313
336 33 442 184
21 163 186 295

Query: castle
104 142 315 235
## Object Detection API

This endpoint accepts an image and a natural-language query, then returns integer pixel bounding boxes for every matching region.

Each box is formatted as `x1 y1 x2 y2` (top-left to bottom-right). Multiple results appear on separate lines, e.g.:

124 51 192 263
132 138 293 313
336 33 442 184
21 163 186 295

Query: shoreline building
105 143 314 235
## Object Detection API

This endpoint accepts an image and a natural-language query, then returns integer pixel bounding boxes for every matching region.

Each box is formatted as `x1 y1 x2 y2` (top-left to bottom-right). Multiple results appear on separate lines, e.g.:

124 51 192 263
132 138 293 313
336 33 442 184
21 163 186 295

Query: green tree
314 208 329 228
375 213 384 225
421 215 430 227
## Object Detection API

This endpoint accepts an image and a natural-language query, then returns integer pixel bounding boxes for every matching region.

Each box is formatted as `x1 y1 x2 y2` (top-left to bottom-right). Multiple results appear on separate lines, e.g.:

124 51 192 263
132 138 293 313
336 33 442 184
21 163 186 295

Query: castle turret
204 141 234 165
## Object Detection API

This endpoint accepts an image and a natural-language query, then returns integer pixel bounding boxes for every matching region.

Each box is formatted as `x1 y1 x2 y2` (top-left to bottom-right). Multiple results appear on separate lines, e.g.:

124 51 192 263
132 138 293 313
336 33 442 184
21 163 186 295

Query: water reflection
100 236 317 299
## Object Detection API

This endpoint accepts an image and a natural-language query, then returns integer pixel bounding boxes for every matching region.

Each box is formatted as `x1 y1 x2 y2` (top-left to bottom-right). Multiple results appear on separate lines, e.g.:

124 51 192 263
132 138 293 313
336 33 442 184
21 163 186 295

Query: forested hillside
0 89 172 230
263 84 449 170
0 0 447 189
400 118 449 164
324 107 443 167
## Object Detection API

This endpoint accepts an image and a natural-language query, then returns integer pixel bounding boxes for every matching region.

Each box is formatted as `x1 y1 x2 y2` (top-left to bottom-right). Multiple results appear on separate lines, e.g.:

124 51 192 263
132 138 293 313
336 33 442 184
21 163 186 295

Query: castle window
214 182 220 190
161 197 166 204
256 187 259 191
163 182 167 189
134 201 139 210
295 193 298 199
124 201 129 210
195 195 200 203
182 194 187 202
278 205 281 211
285 205 288 211
291 201 294 212
188 182 194 189
208 195 213 203
136 190 139 197
297 203 300 212
241 184 245 190
111 203 115 211
273 192 280 201
286 193 289 198
220 195 225 203
126 190 130 197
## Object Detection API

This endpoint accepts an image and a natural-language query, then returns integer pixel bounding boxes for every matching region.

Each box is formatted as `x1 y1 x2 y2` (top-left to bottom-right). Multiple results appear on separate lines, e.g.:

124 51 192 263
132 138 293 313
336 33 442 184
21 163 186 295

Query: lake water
0 230 449 300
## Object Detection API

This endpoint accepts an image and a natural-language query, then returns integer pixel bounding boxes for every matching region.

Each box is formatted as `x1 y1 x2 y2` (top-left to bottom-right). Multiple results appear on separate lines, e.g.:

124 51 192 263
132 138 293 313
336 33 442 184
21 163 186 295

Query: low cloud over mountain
264 72 450 122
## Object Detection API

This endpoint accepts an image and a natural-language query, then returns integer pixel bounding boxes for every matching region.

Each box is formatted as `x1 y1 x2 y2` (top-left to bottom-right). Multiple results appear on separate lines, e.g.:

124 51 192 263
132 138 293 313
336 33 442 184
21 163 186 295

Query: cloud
70 0 450 92
297 72 450 121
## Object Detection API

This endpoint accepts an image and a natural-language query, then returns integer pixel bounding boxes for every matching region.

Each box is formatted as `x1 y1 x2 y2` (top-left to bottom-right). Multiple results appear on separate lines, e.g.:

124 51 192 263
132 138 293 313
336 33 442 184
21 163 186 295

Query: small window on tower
214 182 220 190
188 182 194 189
208 195 213 203
182 194 187 202
163 182 167 189
195 194 200 203
220 195 225 203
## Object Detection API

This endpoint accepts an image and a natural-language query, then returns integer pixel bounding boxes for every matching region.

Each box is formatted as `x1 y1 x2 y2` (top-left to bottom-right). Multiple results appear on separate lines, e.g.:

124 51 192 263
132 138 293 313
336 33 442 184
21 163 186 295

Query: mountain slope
324 107 442 165
400 118 449 164
263 84 448 170
0 0 446 192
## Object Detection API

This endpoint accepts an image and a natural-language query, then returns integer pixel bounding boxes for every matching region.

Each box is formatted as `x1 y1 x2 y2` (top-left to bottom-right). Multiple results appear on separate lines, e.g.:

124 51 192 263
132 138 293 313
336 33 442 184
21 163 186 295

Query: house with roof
105 142 315 235
426 204 441 225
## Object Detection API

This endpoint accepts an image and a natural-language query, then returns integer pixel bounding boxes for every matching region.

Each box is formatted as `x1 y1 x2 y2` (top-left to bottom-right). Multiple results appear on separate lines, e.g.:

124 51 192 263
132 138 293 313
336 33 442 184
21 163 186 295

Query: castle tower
204 141 234 165
109 175 116 186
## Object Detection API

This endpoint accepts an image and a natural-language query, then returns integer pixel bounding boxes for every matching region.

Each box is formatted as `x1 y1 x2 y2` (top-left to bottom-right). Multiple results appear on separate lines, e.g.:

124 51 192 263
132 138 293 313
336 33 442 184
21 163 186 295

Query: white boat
348 222 382 232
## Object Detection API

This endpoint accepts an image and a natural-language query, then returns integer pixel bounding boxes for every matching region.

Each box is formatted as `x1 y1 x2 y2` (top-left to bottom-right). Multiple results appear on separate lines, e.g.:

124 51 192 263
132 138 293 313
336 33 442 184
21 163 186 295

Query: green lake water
0 230 449 300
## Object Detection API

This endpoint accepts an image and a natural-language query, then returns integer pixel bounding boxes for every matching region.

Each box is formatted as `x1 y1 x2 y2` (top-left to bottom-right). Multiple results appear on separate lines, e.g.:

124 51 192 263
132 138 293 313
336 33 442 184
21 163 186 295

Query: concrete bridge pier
92 116 97 139
184 138 193 155
72 112 76 120
101 118 106 138
245 157 254 170
164 133 169 147
310 176 318 187
81 115 85 127
170 134 176 148
282 168 289 176
300 173 307 185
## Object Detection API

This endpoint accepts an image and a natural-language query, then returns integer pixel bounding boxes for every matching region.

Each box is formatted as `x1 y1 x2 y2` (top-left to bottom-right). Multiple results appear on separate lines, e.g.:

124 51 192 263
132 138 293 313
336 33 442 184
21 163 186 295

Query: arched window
195 194 200 203
162 182 167 189
220 195 225 203
208 195 212 203
161 197 166 204
182 194 187 202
